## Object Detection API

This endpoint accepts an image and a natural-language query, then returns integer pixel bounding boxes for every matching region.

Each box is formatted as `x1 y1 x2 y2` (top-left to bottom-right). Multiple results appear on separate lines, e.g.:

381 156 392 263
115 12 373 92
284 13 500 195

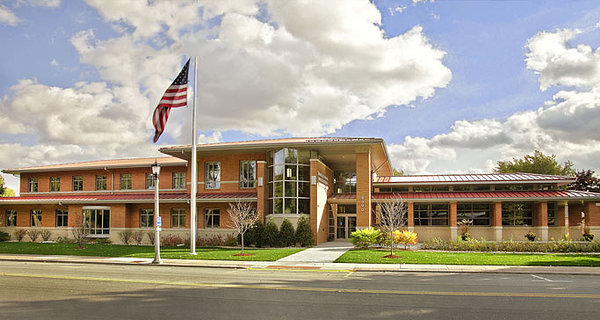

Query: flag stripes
152 59 190 143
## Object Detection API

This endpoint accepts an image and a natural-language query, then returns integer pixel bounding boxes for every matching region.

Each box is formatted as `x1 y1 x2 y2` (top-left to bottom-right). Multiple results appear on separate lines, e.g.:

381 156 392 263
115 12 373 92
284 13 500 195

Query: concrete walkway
277 241 354 263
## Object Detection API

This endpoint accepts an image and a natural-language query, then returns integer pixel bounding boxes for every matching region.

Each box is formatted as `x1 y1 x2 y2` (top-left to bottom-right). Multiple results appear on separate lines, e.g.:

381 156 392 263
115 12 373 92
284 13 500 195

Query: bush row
350 227 418 249
160 233 238 247
240 215 314 247
421 237 600 253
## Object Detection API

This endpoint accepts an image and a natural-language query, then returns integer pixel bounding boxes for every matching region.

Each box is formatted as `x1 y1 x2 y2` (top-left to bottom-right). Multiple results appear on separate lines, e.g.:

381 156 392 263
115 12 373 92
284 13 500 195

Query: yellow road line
2 272 600 300
247 267 352 273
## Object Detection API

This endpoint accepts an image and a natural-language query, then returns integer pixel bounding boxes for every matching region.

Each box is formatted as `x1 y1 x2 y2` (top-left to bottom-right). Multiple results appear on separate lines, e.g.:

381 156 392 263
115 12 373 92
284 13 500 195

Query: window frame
56 209 68 227
205 162 221 190
96 175 107 191
502 202 533 226
457 203 491 226
239 160 257 189
30 210 42 227
172 172 186 189
120 173 132 190
50 177 60 192
171 208 186 228
204 208 220 228
72 176 83 191
414 203 449 226
28 177 38 193
139 209 154 228
6 210 17 227
145 173 156 190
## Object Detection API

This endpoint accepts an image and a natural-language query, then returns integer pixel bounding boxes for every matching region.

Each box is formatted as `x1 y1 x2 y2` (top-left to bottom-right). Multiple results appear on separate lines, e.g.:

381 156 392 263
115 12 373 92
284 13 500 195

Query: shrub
350 227 381 249
197 234 224 247
394 230 418 249
28 230 41 242
250 220 266 247
525 231 537 242
295 214 314 247
421 238 600 253
162 234 184 247
224 234 238 247
0 231 10 242
119 231 133 245
40 230 52 241
55 236 75 244
146 231 155 245
132 231 145 245
14 229 27 242
279 219 296 247
263 218 281 247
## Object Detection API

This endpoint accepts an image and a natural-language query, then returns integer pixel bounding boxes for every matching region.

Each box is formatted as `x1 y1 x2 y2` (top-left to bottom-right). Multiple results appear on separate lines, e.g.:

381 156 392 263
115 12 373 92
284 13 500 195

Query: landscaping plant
132 231 145 245
295 214 314 247
119 231 133 245
263 218 281 247
394 230 418 249
350 227 382 249
377 194 407 258
279 218 296 247
227 200 259 254
14 229 27 242
40 230 52 242
27 230 41 242
457 219 473 241
0 231 10 242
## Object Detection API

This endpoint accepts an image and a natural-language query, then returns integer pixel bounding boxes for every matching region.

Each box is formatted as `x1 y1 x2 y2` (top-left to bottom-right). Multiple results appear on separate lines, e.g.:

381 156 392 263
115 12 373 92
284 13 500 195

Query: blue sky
1 0 600 192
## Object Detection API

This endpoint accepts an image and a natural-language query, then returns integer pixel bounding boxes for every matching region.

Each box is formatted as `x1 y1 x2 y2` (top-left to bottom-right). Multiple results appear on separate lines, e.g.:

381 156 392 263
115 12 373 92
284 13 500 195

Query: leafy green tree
570 170 600 193
494 150 575 176
279 218 296 247
0 176 6 196
392 168 404 176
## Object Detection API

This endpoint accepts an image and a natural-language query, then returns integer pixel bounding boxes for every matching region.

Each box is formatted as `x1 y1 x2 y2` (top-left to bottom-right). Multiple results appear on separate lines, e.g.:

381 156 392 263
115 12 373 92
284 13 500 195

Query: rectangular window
30 210 42 227
82 208 110 235
28 177 38 192
140 209 153 228
56 209 68 227
145 173 156 189
96 175 107 191
547 202 557 226
73 176 83 191
120 174 132 190
6 210 17 227
204 208 220 228
414 203 449 226
457 203 491 225
502 202 533 226
338 204 357 214
172 172 186 189
205 162 221 189
239 160 256 188
50 177 60 192
171 208 185 228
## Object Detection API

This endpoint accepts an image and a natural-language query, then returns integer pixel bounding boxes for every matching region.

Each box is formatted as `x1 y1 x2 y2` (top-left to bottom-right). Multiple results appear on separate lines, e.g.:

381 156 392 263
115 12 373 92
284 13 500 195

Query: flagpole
190 56 198 255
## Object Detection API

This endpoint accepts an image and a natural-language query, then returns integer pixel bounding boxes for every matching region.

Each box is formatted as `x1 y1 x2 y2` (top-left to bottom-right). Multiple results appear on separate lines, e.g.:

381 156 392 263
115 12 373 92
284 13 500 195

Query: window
140 209 153 228
171 208 185 228
28 177 38 192
30 210 42 227
73 176 83 191
239 161 256 188
82 207 110 235
377 186 408 193
547 202 557 226
338 204 357 214
268 148 311 214
457 203 491 225
334 171 356 193
205 208 220 228
502 203 533 226
6 210 17 227
414 203 449 226
50 177 60 192
56 209 68 227
172 172 186 189
120 174 132 190
205 162 221 189
145 173 156 189
495 184 533 191
96 175 107 191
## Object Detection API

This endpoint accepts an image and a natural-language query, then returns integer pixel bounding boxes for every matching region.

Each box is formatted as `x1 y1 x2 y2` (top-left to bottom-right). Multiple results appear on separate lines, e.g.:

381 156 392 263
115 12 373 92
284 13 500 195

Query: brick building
1 137 599 243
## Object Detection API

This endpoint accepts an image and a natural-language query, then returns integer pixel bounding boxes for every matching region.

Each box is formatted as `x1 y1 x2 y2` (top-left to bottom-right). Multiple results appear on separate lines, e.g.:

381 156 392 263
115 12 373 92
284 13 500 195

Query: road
1 260 599 319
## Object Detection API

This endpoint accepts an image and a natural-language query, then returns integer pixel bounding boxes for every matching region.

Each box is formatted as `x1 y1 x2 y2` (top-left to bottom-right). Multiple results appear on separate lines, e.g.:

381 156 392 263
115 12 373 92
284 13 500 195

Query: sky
1 0 600 193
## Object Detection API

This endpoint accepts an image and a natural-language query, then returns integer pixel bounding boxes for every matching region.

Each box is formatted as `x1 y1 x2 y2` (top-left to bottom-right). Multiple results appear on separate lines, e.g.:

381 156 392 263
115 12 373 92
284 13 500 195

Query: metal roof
328 190 600 202
374 173 576 185
0 192 257 204
3 157 187 174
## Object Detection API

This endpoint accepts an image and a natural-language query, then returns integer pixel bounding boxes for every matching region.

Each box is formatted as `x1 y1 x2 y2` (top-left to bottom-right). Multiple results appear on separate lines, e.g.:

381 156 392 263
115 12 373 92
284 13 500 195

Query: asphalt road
1 260 599 320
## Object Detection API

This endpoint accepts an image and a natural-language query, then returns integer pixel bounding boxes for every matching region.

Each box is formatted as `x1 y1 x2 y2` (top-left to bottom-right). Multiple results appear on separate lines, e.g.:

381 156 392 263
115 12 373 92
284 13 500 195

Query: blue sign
156 216 162 227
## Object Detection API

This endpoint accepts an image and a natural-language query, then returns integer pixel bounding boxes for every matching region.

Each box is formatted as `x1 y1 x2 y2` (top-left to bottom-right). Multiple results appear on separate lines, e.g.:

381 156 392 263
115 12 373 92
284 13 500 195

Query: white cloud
0 4 21 26
17 0 61 8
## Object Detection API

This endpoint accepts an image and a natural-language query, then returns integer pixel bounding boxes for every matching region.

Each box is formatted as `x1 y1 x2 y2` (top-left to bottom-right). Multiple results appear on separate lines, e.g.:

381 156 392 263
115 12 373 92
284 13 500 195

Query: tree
0 176 6 196
0 175 15 197
570 170 600 193
494 150 575 176
392 168 404 176
377 194 408 258
279 219 296 247
295 215 314 247
227 201 259 255
71 213 87 248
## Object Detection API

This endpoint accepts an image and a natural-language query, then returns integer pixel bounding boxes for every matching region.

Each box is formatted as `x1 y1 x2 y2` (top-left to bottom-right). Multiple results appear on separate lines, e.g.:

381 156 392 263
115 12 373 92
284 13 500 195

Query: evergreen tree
295 214 314 247
279 218 296 247
263 218 281 247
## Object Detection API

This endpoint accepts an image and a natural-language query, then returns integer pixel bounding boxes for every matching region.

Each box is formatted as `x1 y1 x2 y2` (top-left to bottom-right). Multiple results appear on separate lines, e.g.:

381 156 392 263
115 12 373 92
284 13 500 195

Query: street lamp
151 160 162 264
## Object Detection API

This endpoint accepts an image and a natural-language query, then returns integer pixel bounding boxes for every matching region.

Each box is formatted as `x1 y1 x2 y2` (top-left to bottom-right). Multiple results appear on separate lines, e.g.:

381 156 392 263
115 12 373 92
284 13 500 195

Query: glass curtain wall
268 148 311 214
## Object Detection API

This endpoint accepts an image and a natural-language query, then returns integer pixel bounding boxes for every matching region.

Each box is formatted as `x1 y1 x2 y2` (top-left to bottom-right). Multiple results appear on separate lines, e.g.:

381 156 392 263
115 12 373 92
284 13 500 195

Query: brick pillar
355 150 371 228
492 202 502 241
256 161 267 223
534 202 548 241
449 202 457 239
407 202 414 231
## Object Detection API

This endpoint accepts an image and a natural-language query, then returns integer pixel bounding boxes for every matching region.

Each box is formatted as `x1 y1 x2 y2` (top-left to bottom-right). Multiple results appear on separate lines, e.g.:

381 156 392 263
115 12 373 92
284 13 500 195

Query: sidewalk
1 252 600 275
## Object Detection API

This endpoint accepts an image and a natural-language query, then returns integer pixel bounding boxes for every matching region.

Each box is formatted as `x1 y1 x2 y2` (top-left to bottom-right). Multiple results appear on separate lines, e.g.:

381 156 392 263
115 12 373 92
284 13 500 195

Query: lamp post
152 160 163 264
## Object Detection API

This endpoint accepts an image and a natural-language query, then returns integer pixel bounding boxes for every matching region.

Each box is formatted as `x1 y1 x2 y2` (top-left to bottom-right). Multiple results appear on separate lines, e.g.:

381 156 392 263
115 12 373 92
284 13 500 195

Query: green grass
0 242 304 261
335 249 600 267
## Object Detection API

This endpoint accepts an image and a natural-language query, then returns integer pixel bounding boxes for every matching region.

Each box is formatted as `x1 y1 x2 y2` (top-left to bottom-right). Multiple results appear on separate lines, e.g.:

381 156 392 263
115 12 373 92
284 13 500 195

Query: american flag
152 58 190 143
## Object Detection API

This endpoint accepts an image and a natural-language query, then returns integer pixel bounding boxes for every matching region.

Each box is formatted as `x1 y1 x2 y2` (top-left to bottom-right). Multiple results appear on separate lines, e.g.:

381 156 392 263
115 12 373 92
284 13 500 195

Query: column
492 202 503 241
534 202 548 241
355 149 371 228
256 161 267 223
449 201 457 239
407 202 414 232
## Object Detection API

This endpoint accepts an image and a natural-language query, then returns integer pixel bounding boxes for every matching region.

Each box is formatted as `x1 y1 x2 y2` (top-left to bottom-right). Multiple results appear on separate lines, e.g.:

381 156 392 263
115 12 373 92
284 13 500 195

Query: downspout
104 167 114 194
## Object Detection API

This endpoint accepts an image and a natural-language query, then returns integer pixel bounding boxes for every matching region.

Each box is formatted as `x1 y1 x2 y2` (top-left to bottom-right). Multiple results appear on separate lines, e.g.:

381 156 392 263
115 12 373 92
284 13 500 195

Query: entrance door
336 216 357 239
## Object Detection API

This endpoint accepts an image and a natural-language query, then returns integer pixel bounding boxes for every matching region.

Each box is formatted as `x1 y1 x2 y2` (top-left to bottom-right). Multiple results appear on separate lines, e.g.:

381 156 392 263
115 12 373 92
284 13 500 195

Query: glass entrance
336 216 356 239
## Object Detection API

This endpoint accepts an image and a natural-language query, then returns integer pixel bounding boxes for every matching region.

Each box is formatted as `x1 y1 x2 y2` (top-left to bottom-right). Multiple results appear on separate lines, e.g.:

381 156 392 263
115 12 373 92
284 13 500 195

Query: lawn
0 242 304 261
335 249 600 267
